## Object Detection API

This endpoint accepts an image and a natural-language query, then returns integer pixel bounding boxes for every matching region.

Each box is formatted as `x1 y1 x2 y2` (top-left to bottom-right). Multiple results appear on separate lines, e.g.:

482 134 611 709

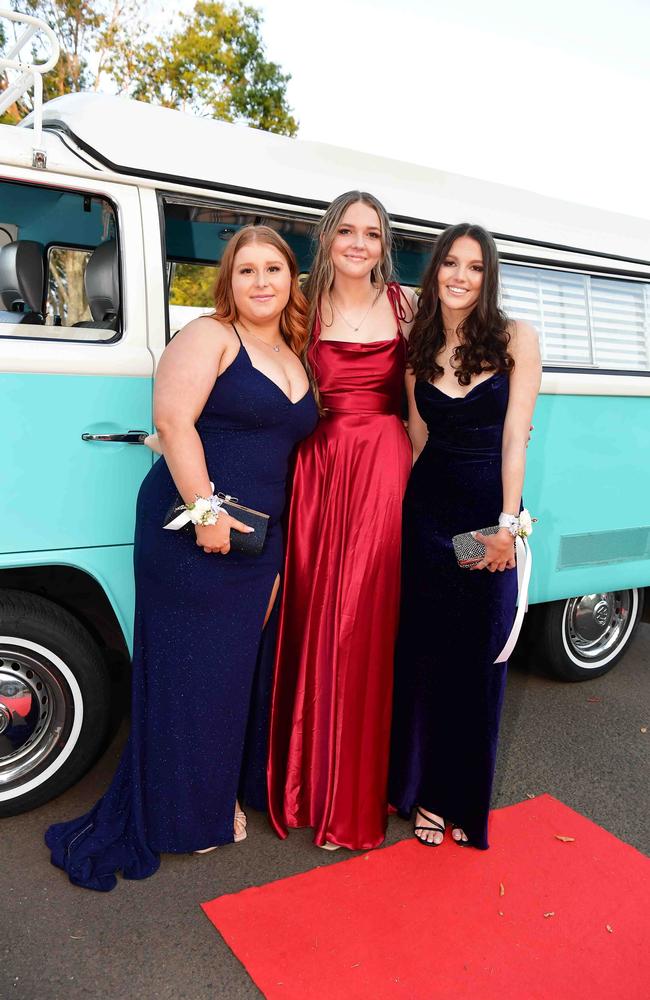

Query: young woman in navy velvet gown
45 227 318 889
389 223 541 850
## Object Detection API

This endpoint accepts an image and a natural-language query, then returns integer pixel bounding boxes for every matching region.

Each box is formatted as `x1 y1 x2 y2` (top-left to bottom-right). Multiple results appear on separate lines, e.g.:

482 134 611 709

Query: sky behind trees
5 0 648 218
250 0 650 219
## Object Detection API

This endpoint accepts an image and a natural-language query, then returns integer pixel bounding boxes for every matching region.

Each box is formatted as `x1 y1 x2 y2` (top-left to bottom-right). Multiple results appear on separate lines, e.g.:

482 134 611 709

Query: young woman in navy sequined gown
45 227 318 890
389 223 541 850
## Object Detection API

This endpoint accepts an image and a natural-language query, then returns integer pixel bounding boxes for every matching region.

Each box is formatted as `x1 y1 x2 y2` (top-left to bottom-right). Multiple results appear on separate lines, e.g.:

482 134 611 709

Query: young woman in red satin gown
267 191 415 850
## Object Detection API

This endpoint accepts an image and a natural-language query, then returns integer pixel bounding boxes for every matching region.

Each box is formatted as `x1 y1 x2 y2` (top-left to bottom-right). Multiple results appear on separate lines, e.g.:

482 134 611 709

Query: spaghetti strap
232 322 243 344
386 282 415 330
311 309 323 344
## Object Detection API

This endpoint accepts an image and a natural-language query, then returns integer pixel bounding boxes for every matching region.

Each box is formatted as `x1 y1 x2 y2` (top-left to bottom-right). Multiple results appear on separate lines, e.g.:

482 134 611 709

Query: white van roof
15 92 649 264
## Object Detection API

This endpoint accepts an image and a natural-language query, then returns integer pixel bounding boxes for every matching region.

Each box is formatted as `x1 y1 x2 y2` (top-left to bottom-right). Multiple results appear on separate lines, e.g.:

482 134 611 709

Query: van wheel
536 589 644 681
0 590 111 816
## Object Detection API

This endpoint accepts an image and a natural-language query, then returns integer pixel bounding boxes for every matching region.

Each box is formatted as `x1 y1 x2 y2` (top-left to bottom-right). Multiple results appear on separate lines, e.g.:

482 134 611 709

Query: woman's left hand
471 528 516 572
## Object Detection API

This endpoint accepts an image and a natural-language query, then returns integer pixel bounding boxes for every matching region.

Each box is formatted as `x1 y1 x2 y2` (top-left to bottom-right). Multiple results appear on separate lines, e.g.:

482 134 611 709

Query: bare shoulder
161 316 235 370
399 284 419 315
508 318 540 354
172 315 232 349
507 319 542 399
399 285 419 338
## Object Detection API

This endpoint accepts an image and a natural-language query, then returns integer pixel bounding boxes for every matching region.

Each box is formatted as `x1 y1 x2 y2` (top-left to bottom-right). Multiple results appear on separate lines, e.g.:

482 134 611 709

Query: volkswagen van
1 14 649 816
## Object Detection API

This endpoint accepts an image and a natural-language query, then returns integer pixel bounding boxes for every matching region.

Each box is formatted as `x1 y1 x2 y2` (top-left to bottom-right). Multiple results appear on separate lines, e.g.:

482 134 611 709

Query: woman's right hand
194 513 254 554
144 432 162 455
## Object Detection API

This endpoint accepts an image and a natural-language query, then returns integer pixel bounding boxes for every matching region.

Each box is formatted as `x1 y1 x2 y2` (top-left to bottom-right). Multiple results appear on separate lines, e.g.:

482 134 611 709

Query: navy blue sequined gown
45 333 318 890
389 372 517 850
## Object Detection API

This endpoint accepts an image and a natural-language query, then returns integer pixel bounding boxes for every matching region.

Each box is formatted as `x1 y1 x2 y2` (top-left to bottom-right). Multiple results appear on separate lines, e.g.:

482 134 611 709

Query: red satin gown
267 284 412 849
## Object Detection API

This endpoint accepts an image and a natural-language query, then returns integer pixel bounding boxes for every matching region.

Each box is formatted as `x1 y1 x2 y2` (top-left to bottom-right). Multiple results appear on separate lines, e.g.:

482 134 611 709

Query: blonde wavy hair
303 190 394 331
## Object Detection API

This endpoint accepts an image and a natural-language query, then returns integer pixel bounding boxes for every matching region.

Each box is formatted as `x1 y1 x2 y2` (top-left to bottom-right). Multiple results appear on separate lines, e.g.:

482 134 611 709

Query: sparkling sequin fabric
45 332 318 890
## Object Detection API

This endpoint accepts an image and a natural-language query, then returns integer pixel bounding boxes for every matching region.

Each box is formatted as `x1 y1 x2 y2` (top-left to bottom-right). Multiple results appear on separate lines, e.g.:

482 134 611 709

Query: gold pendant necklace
332 289 380 333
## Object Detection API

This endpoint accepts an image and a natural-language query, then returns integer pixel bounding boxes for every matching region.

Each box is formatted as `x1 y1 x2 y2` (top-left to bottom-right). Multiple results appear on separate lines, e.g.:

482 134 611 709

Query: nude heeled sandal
193 807 247 853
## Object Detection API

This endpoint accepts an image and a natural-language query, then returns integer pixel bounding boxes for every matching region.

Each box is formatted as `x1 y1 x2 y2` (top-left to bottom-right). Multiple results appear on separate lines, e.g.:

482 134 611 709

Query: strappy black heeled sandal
414 807 445 847
451 824 470 846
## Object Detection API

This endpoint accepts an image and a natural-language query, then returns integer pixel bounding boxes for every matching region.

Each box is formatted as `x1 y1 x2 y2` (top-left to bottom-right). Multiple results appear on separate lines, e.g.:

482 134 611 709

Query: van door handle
82 430 149 444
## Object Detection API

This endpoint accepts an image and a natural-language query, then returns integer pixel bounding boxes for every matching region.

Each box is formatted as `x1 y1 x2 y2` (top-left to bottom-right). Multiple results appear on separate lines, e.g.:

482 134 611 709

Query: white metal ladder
0 8 60 167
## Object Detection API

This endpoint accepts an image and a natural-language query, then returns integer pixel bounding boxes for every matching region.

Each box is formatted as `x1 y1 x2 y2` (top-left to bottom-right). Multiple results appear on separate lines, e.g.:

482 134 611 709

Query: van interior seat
73 240 120 330
0 241 45 325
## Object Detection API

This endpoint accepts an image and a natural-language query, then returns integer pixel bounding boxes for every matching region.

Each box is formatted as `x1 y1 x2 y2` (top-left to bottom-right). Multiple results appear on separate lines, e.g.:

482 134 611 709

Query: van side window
160 195 437 339
48 247 93 326
0 179 120 343
161 197 316 338
169 262 219 310
501 262 650 373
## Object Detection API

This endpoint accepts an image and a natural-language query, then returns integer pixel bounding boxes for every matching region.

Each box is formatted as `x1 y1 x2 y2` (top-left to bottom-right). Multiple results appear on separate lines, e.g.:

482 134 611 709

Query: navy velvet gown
389 372 517 850
45 334 318 890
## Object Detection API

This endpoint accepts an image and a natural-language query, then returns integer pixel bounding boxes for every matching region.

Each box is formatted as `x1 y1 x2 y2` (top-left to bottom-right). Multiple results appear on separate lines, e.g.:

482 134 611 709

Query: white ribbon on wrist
494 535 532 663
163 505 208 530
163 482 232 531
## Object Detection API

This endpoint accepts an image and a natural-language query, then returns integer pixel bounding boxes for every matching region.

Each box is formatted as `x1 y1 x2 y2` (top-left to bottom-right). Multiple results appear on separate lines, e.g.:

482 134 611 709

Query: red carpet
202 795 650 999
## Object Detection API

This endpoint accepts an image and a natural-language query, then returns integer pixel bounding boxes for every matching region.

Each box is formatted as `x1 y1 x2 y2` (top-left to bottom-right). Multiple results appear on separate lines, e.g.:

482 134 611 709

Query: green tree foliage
1 1 297 134
0 0 141 122
169 263 219 307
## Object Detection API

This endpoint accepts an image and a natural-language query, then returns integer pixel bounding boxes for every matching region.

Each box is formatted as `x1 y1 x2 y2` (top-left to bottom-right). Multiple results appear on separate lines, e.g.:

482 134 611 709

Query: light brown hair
213 225 309 356
303 190 394 330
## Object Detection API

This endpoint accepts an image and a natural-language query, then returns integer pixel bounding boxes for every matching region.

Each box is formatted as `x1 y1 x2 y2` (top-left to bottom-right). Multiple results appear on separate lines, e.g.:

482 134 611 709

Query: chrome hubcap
0 643 73 793
564 591 632 663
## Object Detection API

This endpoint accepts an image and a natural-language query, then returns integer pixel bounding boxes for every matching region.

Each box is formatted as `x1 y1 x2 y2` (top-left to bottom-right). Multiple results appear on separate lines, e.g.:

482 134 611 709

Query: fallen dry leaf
555 835 576 843
544 912 555 918
606 924 614 934
499 882 505 897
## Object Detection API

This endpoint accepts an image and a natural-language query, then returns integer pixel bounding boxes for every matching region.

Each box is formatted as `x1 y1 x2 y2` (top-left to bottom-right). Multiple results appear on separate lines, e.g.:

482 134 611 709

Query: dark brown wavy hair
408 222 513 386
213 225 309 357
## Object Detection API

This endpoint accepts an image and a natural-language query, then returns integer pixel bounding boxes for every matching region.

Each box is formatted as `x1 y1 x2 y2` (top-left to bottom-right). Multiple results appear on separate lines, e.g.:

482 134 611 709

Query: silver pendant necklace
239 320 282 352
332 289 380 333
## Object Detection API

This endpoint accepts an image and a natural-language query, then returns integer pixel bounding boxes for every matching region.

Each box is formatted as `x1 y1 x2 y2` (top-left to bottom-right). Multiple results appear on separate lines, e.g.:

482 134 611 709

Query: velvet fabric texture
389 372 517 849
267 285 412 850
45 333 318 890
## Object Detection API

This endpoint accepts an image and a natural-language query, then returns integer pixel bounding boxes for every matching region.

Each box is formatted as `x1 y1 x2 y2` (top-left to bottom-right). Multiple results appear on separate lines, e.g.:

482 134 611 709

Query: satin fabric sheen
267 285 412 850
389 372 518 849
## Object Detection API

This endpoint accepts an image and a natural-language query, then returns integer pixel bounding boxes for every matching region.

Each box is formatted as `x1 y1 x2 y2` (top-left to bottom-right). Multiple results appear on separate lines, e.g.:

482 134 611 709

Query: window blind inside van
500 263 650 372
590 277 648 370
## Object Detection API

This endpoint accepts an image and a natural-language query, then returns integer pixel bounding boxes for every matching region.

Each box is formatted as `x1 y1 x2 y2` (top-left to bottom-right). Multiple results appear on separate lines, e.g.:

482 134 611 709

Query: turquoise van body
1 90 648 816
526 392 650 603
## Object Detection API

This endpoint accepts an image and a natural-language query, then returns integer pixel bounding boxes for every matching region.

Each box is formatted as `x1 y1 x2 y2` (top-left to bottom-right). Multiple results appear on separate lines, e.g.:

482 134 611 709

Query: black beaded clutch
452 524 501 568
163 493 269 556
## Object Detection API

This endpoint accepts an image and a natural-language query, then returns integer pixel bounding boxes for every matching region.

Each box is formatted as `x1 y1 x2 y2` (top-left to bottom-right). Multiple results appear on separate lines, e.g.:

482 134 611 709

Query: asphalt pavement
2 625 649 1000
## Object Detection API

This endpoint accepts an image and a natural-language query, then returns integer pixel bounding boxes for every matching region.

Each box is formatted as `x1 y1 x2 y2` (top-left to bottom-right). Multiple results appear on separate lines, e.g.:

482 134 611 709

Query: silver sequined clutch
452 525 501 568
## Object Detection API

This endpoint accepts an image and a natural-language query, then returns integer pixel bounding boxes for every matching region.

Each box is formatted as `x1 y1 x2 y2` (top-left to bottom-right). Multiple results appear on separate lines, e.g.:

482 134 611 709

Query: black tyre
0 589 111 816
535 589 644 681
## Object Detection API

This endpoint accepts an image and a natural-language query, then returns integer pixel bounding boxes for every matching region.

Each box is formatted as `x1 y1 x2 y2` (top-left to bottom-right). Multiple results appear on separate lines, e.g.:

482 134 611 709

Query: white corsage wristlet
451 509 537 663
